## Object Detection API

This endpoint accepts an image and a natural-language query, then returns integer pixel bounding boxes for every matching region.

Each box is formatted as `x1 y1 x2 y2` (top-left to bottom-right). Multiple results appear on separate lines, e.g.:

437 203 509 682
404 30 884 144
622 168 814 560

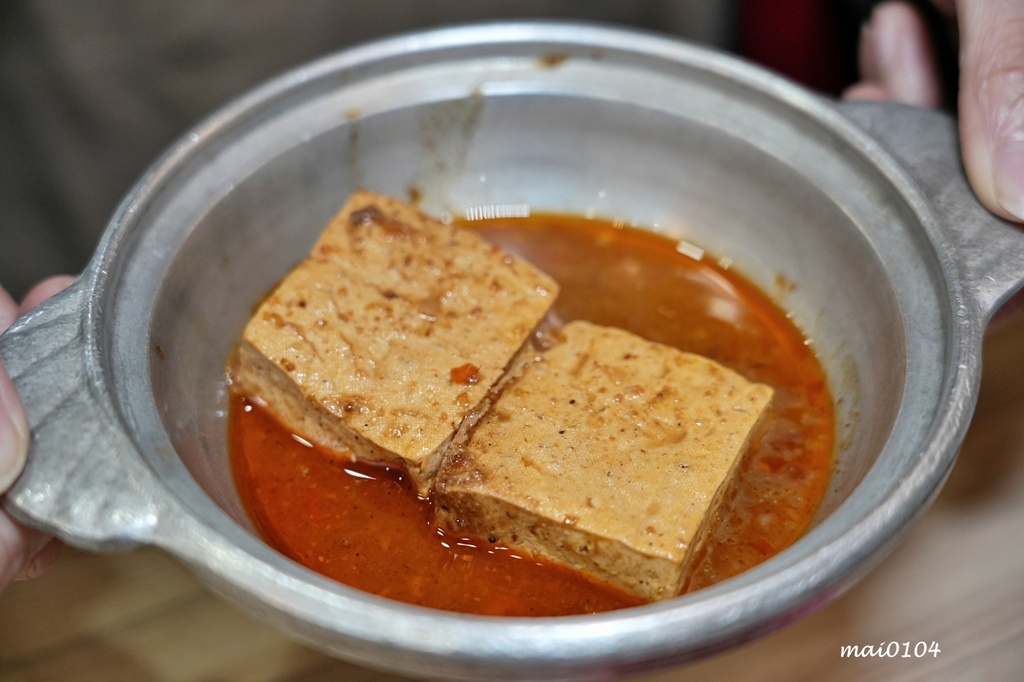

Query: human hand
1 276 75 593
843 0 1024 223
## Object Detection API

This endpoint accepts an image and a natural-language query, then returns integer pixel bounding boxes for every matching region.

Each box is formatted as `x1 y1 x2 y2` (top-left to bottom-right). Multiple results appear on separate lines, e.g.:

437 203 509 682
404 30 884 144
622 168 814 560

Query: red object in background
738 0 850 95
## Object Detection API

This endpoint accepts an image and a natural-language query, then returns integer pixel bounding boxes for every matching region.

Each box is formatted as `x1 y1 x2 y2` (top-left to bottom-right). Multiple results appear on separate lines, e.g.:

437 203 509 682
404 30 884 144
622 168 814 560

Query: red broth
230 214 834 614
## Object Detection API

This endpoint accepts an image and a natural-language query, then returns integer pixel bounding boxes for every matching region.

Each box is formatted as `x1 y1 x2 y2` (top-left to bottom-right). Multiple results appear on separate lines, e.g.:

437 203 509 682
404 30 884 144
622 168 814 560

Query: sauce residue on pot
229 213 834 615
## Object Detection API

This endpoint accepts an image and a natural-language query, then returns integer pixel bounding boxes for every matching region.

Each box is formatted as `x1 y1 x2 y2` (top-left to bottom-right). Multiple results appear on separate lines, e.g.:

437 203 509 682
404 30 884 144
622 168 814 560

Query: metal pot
2 23 1022 681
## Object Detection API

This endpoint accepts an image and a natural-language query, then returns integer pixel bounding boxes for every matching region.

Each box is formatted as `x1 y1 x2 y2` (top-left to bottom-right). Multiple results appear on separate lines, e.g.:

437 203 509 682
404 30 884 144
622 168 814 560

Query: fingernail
0 364 29 492
994 141 1024 221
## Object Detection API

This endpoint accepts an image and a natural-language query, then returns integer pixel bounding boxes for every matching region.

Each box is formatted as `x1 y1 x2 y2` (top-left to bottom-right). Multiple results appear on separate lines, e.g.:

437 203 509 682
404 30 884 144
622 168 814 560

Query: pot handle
0 278 160 550
837 100 1024 322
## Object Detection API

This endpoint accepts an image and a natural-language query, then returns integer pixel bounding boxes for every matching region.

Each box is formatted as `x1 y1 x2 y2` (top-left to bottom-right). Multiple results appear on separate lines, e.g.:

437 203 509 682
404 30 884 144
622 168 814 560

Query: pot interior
103 28 951 603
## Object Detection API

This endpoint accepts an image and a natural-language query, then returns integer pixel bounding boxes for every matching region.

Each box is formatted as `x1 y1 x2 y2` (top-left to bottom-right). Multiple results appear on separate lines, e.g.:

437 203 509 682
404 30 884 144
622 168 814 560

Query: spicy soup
229 213 834 616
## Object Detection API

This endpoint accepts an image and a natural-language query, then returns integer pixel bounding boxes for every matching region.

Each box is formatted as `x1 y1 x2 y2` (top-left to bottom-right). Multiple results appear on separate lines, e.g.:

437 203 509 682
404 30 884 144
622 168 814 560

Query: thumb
0 285 28 493
0 362 28 493
957 0 1024 222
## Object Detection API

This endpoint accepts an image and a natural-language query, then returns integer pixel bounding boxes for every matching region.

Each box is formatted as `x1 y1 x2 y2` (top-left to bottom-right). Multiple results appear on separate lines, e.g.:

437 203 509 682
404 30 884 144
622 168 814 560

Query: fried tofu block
434 320 773 601
231 191 559 494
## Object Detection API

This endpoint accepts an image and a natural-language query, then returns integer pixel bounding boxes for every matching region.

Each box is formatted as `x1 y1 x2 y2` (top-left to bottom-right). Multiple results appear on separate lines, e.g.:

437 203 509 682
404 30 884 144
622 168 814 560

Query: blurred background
0 0 881 298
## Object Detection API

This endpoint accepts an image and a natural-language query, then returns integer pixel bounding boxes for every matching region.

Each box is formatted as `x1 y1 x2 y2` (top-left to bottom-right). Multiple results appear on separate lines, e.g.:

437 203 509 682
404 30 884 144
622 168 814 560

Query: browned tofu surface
231 191 559 493
435 320 773 601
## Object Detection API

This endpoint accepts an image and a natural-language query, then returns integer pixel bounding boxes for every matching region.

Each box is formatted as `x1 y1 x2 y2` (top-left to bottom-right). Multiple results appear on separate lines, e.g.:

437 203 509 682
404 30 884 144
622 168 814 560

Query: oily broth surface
229 213 834 614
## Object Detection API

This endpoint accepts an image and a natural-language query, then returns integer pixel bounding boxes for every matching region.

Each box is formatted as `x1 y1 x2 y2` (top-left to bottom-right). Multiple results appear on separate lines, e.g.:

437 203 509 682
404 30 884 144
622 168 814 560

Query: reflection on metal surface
463 203 531 221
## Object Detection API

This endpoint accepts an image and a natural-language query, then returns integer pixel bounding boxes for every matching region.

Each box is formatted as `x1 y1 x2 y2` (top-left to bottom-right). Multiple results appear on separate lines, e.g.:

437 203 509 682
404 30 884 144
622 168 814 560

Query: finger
0 507 51 593
14 537 64 581
18 275 75 316
858 2 943 108
842 81 897 102
957 0 1024 222
0 361 29 494
0 285 17 335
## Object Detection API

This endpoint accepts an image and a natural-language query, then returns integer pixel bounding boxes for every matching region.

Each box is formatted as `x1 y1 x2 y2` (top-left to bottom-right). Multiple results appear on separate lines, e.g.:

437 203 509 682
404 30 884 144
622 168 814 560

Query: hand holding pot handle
839 99 1024 325
845 0 1024 223
0 276 162 569
0 277 74 593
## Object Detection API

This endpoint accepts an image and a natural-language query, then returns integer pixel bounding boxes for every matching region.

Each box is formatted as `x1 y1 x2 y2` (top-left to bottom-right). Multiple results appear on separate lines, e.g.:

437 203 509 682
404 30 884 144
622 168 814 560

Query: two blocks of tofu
234 191 559 493
234 191 773 602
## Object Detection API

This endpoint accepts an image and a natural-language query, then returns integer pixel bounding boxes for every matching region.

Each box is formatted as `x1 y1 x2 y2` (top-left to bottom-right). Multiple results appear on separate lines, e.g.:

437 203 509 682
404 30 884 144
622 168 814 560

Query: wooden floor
2 315 1024 681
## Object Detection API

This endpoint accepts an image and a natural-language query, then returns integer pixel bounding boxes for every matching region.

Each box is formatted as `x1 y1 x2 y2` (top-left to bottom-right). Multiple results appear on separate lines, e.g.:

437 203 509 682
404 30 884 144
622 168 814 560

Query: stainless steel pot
2 22 1023 681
